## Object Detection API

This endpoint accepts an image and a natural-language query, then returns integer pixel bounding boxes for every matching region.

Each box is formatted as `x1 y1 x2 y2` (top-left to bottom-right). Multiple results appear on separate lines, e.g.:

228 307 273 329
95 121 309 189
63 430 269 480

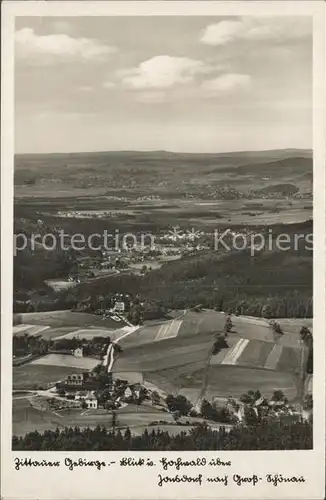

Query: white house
65 373 84 386
133 389 140 399
123 387 132 399
74 347 83 358
85 392 98 409
114 301 125 313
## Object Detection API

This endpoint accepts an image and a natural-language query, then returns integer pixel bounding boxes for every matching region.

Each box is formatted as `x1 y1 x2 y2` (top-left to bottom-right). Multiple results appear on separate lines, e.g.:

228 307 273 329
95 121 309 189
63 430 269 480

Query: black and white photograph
1 2 325 499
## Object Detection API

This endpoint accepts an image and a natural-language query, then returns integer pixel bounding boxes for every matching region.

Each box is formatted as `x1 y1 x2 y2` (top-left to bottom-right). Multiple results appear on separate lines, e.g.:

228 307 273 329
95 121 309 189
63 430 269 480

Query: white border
1 2 325 499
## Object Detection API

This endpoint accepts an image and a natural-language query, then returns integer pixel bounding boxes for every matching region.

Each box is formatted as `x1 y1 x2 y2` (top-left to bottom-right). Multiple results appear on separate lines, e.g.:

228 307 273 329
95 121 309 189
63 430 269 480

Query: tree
214 406 237 424
112 410 117 429
212 335 228 355
200 399 214 420
300 327 313 374
98 388 112 405
240 390 262 406
271 390 287 404
151 391 160 406
113 343 123 354
137 387 147 405
105 401 114 412
300 326 312 347
243 406 260 425
270 320 283 335
81 400 88 410
172 410 181 423
57 387 66 397
165 394 192 416
92 364 103 375
225 316 233 333
140 265 147 275
261 304 272 319
13 418 313 451
226 397 240 413
303 394 313 411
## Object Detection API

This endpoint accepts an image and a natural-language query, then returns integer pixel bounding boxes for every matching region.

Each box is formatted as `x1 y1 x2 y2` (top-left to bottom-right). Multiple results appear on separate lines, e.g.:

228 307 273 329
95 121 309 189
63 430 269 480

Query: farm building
64 373 84 386
85 392 98 409
74 347 83 358
114 301 125 313
74 390 88 401
123 387 132 399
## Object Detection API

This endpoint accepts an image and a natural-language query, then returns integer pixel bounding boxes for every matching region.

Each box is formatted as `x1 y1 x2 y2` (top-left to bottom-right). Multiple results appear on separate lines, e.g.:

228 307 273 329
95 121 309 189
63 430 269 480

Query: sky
15 16 312 154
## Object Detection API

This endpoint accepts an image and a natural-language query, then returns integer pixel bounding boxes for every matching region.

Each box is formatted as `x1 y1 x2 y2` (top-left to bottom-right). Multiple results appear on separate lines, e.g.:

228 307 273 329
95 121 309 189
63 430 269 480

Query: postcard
1 1 325 499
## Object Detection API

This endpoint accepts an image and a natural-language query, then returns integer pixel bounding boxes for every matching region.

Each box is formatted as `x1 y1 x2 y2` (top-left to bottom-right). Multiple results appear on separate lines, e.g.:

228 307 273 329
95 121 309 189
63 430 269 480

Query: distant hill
254 183 299 197
14 148 312 201
210 157 312 176
15 148 312 168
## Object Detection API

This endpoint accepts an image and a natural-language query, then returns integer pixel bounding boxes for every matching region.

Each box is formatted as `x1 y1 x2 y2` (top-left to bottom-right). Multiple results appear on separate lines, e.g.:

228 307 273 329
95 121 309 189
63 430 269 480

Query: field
12 309 311 436
30 354 100 370
119 318 185 349
205 366 299 401
13 311 121 329
45 279 76 292
51 326 133 341
118 310 230 351
13 364 86 389
177 310 226 338
12 397 64 436
13 324 51 336
13 311 124 341
210 338 303 372
113 310 309 405
114 330 214 373
144 362 207 405
12 397 169 437
112 372 144 384
13 396 224 438
231 315 310 346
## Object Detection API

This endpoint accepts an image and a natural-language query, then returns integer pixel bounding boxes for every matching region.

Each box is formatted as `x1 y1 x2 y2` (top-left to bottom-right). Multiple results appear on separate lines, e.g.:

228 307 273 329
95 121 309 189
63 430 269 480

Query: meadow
114 310 309 404
13 364 85 390
12 397 169 437
13 311 120 329
30 353 99 370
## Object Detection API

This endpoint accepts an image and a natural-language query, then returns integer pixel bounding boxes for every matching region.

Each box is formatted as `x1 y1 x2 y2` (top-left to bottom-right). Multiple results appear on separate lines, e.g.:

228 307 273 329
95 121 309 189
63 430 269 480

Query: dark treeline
13 333 110 359
61 249 312 318
12 420 312 451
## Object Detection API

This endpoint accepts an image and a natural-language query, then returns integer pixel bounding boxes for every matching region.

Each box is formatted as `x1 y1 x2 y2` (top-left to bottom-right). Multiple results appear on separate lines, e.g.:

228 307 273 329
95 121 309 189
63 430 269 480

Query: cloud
102 81 116 89
51 20 74 34
78 85 94 92
134 91 166 103
202 73 251 94
15 28 117 64
119 55 211 90
32 110 96 122
200 17 311 46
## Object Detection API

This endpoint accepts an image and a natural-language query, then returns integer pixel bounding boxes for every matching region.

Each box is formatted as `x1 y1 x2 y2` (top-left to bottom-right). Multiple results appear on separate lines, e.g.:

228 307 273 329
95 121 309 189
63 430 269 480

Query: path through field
104 325 141 372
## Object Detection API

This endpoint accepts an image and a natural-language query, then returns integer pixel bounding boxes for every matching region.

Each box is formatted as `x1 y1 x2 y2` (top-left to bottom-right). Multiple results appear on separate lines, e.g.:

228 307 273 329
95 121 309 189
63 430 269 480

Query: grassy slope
14 311 120 329
13 364 86 389
114 311 310 403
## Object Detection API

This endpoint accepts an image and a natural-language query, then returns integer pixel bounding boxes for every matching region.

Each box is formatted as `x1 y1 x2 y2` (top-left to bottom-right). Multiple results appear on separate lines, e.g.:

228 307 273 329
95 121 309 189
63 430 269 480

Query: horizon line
15 147 312 157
